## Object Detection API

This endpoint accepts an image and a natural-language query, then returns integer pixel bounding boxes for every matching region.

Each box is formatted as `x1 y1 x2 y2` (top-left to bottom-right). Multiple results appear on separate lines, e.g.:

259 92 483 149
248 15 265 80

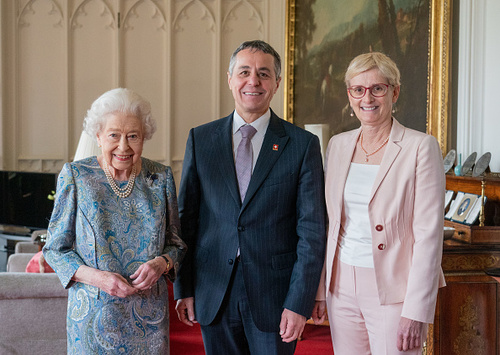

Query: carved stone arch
70 0 115 31
18 0 64 28
122 0 167 32
222 0 263 34
173 0 216 33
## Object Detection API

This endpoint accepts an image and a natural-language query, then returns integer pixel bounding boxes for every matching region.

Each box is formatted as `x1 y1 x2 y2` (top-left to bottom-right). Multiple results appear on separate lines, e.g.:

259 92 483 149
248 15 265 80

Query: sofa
0 250 68 355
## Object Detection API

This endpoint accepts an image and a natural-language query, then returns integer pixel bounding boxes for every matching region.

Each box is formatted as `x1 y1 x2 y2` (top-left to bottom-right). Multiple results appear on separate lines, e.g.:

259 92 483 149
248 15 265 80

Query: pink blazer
317 119 446 323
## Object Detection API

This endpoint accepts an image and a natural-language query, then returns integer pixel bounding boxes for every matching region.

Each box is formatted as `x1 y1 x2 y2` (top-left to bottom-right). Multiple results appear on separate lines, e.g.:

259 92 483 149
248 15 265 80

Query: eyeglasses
347 83 393 99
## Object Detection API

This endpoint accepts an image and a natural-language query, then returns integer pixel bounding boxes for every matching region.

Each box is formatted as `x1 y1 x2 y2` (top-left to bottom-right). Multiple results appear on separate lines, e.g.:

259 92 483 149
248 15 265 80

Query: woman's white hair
83 88 157 141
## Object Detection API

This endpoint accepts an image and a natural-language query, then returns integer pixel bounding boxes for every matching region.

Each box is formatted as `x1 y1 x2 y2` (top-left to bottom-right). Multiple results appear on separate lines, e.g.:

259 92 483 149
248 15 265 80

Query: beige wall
2 1 499 180
0 0 286 184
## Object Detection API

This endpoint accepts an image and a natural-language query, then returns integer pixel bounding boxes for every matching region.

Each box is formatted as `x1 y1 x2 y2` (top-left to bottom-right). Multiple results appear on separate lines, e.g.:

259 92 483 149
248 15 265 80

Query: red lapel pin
273 144 279 151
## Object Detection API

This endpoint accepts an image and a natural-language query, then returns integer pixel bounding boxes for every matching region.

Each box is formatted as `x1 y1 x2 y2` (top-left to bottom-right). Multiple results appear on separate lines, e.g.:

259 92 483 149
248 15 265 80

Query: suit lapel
370 119 404 201
331 129 359 212
212 114 241 206
241 112 289 209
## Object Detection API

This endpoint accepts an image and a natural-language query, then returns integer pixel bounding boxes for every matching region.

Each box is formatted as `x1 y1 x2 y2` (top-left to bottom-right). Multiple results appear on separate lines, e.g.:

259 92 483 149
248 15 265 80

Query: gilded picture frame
284 0 452 153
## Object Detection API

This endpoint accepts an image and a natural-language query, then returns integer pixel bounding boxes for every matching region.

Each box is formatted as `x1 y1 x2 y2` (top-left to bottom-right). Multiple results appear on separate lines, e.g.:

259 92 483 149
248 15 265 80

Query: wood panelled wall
0 0 285 184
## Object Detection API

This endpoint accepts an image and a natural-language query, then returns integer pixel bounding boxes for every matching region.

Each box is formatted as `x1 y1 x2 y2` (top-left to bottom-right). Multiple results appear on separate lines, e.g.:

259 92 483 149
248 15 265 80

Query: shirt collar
232 109 271 135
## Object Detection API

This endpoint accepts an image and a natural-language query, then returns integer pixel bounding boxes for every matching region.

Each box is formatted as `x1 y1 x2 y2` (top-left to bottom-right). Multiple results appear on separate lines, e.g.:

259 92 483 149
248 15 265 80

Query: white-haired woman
44 88 186 354
312 53 446 354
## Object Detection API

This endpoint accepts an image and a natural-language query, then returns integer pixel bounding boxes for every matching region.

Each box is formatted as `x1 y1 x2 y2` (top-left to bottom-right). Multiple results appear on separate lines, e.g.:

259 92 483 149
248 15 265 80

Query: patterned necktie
235 124 257 201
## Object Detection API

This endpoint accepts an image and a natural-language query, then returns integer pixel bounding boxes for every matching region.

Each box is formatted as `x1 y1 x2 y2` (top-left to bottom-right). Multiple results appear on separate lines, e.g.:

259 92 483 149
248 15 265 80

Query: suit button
375 225 383 231
228 259 234 265
238 226 245 232
378 244 386 250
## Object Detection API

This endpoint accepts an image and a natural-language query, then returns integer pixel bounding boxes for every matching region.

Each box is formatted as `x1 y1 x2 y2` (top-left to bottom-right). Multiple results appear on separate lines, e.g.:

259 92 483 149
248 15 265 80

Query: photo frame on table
451 193 479 223
444 190 454 210
464 196 486 225
284 0 452 153
445 191 464 220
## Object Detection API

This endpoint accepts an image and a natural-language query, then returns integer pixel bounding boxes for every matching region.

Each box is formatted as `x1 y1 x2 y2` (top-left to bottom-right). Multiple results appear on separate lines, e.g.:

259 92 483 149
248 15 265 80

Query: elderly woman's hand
130 256 169 291
72 265 137 298
99 271 138 298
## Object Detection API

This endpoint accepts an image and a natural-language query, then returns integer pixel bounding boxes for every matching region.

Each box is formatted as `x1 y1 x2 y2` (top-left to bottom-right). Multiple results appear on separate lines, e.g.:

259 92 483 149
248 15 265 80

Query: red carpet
169 285 333 354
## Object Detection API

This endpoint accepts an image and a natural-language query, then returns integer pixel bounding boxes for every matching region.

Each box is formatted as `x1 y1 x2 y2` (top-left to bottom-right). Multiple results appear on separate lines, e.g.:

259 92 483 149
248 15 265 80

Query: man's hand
397 316 424 351
176 297 197 326
279 308 306 343
311 300 327 325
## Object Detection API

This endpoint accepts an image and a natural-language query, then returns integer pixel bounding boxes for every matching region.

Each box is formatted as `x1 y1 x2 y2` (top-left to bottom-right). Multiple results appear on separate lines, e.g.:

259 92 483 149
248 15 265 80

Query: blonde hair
345 52 400 87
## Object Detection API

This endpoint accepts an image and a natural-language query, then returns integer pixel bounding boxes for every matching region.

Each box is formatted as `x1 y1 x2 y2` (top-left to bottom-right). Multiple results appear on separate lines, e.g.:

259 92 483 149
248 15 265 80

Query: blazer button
375 225 383 231
378 244 386 250
228 259 234 265
237 226 245 232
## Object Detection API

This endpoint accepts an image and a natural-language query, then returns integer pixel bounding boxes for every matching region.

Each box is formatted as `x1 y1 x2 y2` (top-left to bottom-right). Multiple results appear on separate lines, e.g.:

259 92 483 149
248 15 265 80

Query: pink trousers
326 258 426 355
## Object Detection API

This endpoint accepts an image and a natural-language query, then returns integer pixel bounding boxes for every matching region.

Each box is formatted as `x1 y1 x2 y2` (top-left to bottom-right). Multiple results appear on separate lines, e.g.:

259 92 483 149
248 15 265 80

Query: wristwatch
156 255 171 273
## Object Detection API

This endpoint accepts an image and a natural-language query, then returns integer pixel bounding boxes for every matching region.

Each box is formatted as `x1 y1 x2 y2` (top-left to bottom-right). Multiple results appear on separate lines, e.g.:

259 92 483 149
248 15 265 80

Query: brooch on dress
145 171 158 187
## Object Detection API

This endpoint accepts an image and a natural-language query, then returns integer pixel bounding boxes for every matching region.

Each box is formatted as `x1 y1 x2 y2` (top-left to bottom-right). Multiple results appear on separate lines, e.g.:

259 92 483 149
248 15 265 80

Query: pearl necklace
103 161 136 198
360 131 390 162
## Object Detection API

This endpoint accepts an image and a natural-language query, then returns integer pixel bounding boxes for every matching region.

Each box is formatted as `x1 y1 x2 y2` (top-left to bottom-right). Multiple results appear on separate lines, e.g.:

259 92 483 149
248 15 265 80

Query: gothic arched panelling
18 0 63 28
17 0 66 160
1 0 285 175
220 1 264 116
222 0 263 35
70 0 116 158
172 1 216 162
122 0 169 163
173 0 215 33
122 0 166 32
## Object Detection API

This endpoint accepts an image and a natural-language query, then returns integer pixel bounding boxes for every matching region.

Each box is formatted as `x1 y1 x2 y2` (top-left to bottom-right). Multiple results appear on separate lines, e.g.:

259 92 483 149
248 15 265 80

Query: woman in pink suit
312 52 446 354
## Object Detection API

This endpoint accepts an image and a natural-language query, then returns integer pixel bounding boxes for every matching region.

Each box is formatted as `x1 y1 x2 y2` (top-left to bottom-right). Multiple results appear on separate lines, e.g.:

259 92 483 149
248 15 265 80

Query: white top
232 109 270 172
338 163 379 268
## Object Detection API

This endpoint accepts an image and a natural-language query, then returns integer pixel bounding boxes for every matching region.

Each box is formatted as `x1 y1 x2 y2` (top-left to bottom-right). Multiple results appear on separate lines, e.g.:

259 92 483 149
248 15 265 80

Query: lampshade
73 131 101 161
304 124 330 160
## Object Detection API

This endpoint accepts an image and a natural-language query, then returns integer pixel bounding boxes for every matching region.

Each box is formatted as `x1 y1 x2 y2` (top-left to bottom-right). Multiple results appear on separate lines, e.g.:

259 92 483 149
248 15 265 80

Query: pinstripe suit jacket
173 110 326 332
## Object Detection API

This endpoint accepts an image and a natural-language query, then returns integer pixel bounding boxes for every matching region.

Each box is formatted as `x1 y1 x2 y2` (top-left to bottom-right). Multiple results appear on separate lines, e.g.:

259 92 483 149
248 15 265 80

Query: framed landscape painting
284 0 452 152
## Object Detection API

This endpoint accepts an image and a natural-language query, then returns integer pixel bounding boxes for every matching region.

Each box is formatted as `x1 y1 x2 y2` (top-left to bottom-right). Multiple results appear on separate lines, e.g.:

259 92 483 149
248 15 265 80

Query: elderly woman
43 88 186 354
312 52 446 354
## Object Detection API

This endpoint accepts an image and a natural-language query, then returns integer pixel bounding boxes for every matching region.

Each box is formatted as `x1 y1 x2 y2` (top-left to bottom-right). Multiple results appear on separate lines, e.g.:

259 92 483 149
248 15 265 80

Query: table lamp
73 131 100 161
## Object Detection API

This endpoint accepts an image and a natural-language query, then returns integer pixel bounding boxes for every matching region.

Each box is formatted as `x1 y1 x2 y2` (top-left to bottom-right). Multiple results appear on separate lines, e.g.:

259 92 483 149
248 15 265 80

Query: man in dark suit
174 40 326 354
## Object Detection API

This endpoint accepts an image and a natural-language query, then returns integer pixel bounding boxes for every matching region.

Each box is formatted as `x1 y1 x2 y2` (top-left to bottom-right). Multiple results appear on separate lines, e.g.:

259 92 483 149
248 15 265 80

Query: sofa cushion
0 273 66 299
14 241 39 254
6 253 35 272
0 273 67 355
25 251 54 273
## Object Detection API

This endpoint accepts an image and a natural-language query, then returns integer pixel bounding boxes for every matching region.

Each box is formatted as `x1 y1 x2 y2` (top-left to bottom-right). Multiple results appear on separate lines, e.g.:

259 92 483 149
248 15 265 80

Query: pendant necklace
103 161 136 198
360 131 390 162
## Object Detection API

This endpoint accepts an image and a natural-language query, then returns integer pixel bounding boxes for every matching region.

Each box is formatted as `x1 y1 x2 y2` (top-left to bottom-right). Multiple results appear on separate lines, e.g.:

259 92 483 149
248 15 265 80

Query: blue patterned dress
43 157 186 354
